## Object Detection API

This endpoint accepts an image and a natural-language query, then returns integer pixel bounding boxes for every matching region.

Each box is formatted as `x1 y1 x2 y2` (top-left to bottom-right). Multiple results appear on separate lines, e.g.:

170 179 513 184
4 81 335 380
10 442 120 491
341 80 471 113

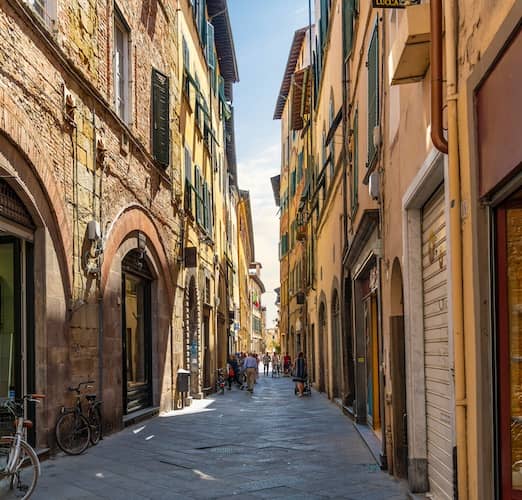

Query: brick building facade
0 0 185 448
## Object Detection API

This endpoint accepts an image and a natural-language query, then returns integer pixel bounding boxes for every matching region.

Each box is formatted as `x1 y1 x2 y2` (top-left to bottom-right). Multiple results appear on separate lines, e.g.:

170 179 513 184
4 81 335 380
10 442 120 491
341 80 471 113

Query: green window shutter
195 166 201 224
152 69 170 167
352 110 359 213
297 152 304 182
184 147 192 212
367 24 379 167
343 0 354 60
200 0 207 45
290 170 296 197
206 21 215 69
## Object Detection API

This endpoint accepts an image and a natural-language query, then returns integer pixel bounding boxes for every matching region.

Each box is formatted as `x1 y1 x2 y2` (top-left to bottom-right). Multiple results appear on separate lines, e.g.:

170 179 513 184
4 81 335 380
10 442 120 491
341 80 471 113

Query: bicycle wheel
89 407 102 445
0 437 40 500
55 412 90 455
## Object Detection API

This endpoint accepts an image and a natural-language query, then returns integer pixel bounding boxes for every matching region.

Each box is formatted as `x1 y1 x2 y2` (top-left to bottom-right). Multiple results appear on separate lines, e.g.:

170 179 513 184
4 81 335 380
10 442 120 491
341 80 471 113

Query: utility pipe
443 0 468 498
431 0 467 497
430 0 448 154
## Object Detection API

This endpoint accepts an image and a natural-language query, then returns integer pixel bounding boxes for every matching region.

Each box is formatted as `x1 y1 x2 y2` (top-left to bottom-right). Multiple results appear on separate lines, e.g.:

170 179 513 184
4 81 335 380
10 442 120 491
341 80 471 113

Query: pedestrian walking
292 352 307 397
272 353 280 378
283 353 291 376
262 352 271 376
227 355 239 390
243 353 257 393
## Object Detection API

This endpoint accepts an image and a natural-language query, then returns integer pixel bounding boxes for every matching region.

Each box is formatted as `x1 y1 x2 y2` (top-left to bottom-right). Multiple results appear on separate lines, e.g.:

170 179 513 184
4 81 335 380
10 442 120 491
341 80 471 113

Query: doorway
318 303 326 392
496 194 522 499
364 293 380 430
390 258 408 479
121 250 153 415
0 236 35 442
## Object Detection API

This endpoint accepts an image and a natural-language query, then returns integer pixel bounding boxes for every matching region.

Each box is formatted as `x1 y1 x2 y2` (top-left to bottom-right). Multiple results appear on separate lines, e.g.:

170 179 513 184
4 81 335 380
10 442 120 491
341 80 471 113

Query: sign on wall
372 0 420 7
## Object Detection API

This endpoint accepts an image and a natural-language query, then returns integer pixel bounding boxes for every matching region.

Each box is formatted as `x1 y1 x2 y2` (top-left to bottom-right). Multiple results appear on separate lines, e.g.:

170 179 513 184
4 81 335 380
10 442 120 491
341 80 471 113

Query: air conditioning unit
369 171 380 200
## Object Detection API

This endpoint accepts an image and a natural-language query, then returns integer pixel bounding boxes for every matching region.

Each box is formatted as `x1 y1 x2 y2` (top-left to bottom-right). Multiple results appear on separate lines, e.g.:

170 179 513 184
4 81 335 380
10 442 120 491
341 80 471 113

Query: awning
291 65 312 131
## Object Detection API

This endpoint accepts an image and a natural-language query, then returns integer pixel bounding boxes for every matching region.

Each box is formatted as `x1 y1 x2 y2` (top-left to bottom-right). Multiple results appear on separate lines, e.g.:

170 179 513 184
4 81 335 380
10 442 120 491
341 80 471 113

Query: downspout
445 1 467 498
431 0 467 498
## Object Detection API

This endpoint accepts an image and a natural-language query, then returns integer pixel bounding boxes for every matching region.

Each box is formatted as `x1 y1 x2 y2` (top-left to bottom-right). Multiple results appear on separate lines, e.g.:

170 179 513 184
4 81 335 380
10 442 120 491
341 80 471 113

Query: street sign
372 0 420 7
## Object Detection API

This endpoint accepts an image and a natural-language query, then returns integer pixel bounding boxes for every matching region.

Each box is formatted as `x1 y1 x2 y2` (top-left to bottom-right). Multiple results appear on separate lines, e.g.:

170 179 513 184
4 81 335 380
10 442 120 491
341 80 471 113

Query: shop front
474 21 522 499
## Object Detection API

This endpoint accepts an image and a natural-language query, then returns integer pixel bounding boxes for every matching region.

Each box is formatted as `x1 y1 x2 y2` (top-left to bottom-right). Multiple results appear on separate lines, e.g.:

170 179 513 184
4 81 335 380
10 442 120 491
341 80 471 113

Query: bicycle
215 369 225 395
0 394 45 499
55 381 102 455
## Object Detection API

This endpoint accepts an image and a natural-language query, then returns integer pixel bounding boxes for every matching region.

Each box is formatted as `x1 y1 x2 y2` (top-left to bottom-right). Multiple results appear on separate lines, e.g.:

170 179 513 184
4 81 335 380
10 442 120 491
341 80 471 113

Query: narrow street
34 374 407 499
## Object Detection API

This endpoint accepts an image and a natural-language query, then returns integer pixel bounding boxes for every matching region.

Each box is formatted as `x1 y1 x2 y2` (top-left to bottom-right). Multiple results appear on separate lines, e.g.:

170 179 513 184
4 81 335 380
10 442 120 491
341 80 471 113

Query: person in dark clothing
227 355 240 389
292 352 307 397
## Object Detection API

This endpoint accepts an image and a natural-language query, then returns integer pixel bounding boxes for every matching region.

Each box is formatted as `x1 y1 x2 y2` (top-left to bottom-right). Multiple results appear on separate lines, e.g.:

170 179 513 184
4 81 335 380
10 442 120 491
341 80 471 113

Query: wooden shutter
352 110 359 214
297 152 304 182
200 0 207 44
195 166 201 224
367 24 379 167
184 147 192 212
206 21 215 69
152 69 170 167
343 0 355 60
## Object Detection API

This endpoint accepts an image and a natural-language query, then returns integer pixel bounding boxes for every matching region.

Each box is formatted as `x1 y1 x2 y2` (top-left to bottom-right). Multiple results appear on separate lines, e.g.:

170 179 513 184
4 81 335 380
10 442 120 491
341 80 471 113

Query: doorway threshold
123 406 159 427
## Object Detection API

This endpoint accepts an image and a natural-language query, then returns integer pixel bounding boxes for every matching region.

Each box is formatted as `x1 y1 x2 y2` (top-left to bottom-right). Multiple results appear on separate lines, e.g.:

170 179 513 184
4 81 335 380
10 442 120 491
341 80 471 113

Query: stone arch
0 129 73 299
101 204 174 308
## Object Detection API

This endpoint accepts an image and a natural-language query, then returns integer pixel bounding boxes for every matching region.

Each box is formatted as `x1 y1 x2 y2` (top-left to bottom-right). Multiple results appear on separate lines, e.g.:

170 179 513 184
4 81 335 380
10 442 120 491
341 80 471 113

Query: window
367 23 379 167
351 110 359 215
343 0 355 60
151 69 170 167
297 151 304 183
206 21 215 69
184 146 193 212
26 0 56 27
329 92 335 178
114 8 130 122
290 170 296 197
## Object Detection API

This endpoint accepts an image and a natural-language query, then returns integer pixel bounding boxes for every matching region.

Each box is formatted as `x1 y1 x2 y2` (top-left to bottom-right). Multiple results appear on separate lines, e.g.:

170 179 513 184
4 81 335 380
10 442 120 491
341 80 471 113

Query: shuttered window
199 0 207 45
343 0 355 60
195 166 202 225
351 110 359 215
184 146 193 213
206 21 215 69
297 151 304 183
290 170 297 198
367 24 379 167
152 69 170 167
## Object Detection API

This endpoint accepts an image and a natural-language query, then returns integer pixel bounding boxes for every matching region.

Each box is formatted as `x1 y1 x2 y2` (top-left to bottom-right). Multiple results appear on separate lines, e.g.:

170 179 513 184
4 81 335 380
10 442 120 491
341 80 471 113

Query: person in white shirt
243 353 258 393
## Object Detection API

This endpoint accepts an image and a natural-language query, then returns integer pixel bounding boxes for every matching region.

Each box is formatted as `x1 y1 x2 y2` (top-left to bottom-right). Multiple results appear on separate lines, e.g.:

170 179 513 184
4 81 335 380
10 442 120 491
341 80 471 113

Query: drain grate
194 444 242 455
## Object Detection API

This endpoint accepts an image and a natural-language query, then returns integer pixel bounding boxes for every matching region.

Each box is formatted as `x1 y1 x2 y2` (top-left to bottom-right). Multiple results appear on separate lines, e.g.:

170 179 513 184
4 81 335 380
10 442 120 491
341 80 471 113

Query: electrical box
87 220 101 241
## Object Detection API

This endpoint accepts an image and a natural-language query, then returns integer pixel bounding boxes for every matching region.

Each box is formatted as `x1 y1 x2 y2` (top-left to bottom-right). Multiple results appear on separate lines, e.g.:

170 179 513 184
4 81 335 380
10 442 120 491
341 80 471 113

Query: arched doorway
0 179 36 443
121 249 153 414
187 276 200 395
390 258 408 479
344 276 355 407
318 302 326 393
331 289 342 398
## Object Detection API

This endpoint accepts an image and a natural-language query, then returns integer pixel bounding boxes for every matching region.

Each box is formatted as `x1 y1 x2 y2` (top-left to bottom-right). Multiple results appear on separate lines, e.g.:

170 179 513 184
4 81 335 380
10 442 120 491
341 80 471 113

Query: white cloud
237 144 281 326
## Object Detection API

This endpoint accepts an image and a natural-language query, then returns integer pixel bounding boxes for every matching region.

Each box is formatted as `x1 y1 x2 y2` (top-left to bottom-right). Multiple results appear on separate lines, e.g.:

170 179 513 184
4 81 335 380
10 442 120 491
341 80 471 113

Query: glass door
122 271 152 414
0 237 20 400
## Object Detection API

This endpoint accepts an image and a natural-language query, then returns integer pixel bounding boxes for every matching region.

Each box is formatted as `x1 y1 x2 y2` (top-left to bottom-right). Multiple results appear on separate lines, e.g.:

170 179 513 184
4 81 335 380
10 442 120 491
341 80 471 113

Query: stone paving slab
33 375 407 499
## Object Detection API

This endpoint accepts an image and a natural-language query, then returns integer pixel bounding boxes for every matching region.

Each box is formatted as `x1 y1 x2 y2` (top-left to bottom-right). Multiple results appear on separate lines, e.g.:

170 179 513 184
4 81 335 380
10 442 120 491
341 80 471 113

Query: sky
227 1 309 327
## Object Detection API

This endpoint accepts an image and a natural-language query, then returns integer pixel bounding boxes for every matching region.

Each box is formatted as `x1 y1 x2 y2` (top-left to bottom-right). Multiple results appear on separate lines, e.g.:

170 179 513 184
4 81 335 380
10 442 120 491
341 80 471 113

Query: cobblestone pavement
34 373 408 499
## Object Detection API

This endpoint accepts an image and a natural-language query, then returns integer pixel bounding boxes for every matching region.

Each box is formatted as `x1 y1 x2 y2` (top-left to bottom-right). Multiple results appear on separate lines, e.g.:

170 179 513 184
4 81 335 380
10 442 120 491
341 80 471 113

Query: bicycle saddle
85 394 97 401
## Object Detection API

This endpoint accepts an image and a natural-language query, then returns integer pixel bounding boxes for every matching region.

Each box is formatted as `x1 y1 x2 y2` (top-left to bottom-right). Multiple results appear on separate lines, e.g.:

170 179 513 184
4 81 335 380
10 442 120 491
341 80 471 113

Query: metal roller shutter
422 186 454 499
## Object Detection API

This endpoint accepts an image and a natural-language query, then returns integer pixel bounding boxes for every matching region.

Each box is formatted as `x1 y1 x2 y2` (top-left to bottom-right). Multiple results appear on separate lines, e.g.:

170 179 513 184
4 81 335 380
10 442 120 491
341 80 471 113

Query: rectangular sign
372 0 420 7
